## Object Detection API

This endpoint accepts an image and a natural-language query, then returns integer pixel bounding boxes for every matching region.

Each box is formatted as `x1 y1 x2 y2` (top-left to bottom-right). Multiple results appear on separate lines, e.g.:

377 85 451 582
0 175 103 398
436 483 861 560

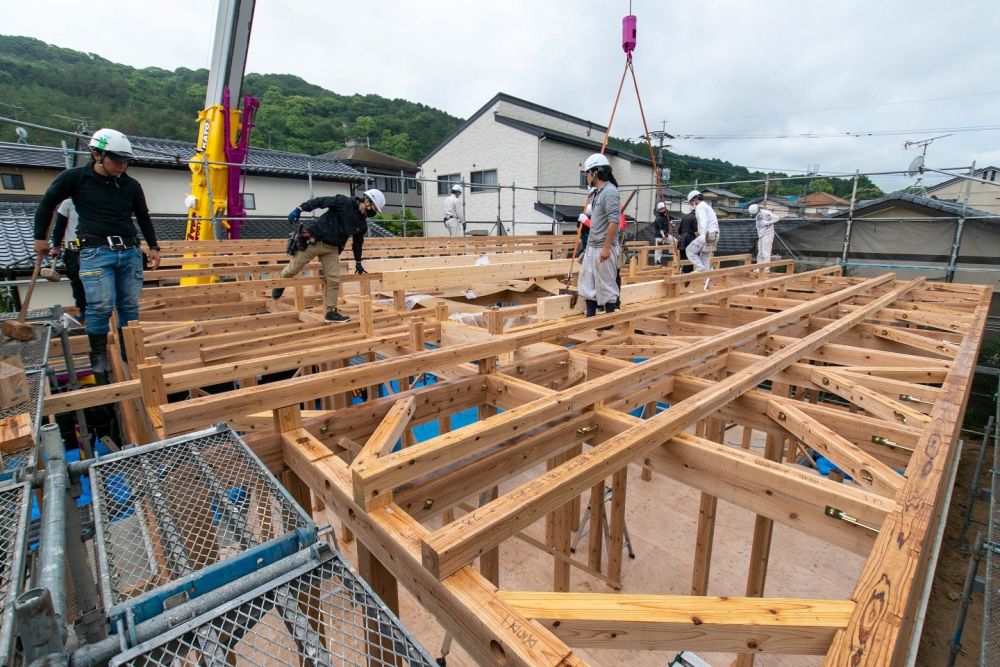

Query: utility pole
649 121 675 206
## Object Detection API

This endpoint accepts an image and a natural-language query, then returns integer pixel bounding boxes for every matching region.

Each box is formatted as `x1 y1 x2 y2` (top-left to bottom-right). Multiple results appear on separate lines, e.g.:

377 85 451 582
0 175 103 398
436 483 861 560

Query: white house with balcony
419 93 659 236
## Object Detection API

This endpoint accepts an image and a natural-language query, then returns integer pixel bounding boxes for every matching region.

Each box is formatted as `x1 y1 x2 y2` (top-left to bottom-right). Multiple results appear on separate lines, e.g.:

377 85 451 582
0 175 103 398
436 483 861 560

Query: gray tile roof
0 143 68 169
126 137 365 182
705 186 743 199
837 190 998 219
0 201 37 272
716 219 757 256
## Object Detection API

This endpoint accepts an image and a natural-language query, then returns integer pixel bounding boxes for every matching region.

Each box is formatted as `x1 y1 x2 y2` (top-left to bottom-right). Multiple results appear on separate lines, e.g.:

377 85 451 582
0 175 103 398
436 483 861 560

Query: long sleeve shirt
443 194 464 223
299 195 367 262
694 200 719 238
755 209 780 235
587 182 621 248
33 163 157 247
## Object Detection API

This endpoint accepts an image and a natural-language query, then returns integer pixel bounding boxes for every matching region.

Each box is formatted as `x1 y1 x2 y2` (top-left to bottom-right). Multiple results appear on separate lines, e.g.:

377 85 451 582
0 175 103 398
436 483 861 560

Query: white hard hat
583 153 610 171
748 204 759 215
686 189 701 203
89 128 134 160
451 183 462 192
363 188 385 213
656 201 666 211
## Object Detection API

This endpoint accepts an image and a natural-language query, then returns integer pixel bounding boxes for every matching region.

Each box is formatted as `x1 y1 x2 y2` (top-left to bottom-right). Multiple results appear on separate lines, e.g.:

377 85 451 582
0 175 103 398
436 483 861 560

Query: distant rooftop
318 144 418 172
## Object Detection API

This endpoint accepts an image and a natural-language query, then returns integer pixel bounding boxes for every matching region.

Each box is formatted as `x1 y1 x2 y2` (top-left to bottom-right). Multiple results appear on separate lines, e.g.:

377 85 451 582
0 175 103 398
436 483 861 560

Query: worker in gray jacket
578 153 621 317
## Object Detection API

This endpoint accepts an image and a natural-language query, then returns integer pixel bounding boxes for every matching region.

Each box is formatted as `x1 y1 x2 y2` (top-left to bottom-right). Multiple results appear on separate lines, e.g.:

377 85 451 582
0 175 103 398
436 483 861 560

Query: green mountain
0 35 880 199
0 35 461 163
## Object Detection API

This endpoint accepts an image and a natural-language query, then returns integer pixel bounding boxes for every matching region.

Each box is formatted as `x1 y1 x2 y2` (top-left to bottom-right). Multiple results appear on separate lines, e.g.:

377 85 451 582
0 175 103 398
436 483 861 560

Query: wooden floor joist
41 238 991 666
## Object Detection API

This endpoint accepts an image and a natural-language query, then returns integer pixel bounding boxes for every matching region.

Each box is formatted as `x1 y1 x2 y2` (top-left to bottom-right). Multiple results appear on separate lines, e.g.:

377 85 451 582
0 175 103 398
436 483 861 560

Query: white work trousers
757 230 774 266
578 245 620 306
653 234 670 264
445 218 464 236
685 235 712 273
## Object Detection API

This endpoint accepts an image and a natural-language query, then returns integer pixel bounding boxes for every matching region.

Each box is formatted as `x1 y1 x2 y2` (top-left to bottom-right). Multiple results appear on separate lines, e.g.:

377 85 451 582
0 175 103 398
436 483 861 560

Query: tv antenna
903 133 951 195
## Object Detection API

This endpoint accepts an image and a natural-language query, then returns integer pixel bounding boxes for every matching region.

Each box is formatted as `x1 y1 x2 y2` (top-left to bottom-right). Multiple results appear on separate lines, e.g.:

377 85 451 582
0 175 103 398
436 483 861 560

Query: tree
809 178 835 194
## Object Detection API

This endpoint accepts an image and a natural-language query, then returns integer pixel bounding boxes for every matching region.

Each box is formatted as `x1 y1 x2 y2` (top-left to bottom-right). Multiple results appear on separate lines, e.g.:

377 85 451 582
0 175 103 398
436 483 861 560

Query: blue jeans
78 246 143 335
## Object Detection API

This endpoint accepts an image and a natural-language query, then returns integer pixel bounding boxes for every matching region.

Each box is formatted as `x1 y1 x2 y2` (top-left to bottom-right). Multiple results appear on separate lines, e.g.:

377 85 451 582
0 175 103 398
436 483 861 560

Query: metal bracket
825 506 879 533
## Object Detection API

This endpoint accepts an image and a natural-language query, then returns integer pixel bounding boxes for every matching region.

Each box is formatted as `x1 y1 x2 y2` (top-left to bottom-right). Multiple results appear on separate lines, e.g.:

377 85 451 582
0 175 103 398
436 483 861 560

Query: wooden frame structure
44 238 991 666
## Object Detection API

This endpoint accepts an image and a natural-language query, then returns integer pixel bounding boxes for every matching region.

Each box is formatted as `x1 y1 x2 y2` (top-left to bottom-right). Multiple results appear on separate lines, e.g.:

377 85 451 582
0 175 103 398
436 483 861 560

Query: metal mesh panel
89 427 311 608
0 324 51 369
108 551 434 667
982 441 1000 666
0 483 31 667
0 370 44 473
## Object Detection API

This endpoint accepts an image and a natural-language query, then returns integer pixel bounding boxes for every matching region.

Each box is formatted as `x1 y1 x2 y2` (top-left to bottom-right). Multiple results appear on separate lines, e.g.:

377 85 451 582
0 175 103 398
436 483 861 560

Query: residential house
0 143 69 201
419 92 660 236
925 165 1000 214
802 191 850 218
318 142 421 219
747 195 802 219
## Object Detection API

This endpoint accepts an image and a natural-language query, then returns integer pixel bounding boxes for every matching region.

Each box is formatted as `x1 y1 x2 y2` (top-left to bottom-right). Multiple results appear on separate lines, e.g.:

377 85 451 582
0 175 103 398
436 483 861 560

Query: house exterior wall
494 100 597 140
0 166 61 196
926 171 1000 214
420 111 541 236
126 167 352 217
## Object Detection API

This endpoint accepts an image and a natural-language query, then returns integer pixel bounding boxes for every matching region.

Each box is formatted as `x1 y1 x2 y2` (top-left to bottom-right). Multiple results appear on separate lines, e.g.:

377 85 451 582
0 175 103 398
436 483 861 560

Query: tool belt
78 235 139 250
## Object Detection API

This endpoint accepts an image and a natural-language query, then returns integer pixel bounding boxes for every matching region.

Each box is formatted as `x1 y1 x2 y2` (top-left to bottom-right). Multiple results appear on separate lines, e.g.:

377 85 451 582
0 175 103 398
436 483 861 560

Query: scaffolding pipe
945 162 975 283
68 543 330 667
947 530 986 667
840 170 860 273
958 414 994 545
14 588 67 666
37 422 69 646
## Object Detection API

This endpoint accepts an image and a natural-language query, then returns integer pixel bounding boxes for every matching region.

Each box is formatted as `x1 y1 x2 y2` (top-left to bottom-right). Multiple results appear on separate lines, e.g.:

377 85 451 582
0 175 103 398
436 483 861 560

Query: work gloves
578 213 588 224
288 207 301 223
356 262 366 274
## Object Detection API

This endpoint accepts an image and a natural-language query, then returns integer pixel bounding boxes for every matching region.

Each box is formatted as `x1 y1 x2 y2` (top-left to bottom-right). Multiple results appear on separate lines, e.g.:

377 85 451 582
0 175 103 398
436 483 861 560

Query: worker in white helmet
684 190 720 289
653 201 674 266
443 183 465 236
274 188 384 323
578 153 621 317
748 203 780 269
33 128 160 383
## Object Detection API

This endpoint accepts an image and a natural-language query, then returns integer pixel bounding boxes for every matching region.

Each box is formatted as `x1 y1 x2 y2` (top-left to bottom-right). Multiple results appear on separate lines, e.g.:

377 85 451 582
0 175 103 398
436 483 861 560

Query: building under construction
0 231 994 666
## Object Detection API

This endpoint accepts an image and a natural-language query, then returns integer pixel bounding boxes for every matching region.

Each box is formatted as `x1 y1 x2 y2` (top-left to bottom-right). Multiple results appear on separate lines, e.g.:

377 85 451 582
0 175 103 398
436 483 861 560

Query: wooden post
607 467 628 588
587 480 605 572
545 448 575 592
274 405 312 516
691 416 725 595
478 355 500 586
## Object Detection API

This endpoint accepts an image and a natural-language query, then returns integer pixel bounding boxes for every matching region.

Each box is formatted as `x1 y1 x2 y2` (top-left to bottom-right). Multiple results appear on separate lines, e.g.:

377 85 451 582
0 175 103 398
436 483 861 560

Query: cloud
7 0 1000 191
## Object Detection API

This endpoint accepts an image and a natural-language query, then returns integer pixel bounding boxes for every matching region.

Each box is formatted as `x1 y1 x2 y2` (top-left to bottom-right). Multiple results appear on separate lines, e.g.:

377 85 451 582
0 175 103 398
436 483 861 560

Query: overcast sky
6 0 1000 190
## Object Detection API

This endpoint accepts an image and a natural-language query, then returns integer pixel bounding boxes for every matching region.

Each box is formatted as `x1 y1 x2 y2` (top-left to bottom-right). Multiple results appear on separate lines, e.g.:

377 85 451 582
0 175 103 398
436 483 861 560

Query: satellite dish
904 154 924 178
14 126 28 143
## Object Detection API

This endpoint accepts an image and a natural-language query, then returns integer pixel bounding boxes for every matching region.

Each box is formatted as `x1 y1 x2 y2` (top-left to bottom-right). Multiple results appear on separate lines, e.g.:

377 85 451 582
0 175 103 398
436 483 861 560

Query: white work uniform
685 200 720 274
443 194 465 236
578 182 621 307
755 208 780 266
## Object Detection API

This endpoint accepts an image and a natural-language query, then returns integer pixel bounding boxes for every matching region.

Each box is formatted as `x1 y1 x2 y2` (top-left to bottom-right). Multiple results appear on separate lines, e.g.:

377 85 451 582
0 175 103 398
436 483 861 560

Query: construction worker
49 199 87 323
579 153 621 317
33 128 160 383
685 190 720 289
677 202 698 274
748 203 780 267
443 183 465 236
653 201 673 266
273 188 384 323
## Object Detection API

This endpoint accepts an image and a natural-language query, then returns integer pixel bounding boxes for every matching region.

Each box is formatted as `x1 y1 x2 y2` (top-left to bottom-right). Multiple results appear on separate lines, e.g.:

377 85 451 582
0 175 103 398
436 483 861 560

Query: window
241 193 256 210
404 177 421 195
470 169 498 193
380 175 400 193
1 174 24 190
579 172 589 189
437 174 460 195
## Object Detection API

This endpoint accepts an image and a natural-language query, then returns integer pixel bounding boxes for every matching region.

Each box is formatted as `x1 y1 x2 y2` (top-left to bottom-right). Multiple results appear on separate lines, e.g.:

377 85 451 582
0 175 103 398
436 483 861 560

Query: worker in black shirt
653 201 673 266
33 128 160 382
273 189 385 322
677 204 698 274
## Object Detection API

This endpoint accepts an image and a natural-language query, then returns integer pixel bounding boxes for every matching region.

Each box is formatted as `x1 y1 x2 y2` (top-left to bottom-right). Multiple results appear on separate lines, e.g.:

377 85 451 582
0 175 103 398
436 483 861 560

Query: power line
674 123 1000 141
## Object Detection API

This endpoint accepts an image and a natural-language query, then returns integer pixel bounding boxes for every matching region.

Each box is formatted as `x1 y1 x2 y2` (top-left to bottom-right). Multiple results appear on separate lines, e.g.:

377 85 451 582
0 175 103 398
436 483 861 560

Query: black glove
288 207 301 223
355 262 366 274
